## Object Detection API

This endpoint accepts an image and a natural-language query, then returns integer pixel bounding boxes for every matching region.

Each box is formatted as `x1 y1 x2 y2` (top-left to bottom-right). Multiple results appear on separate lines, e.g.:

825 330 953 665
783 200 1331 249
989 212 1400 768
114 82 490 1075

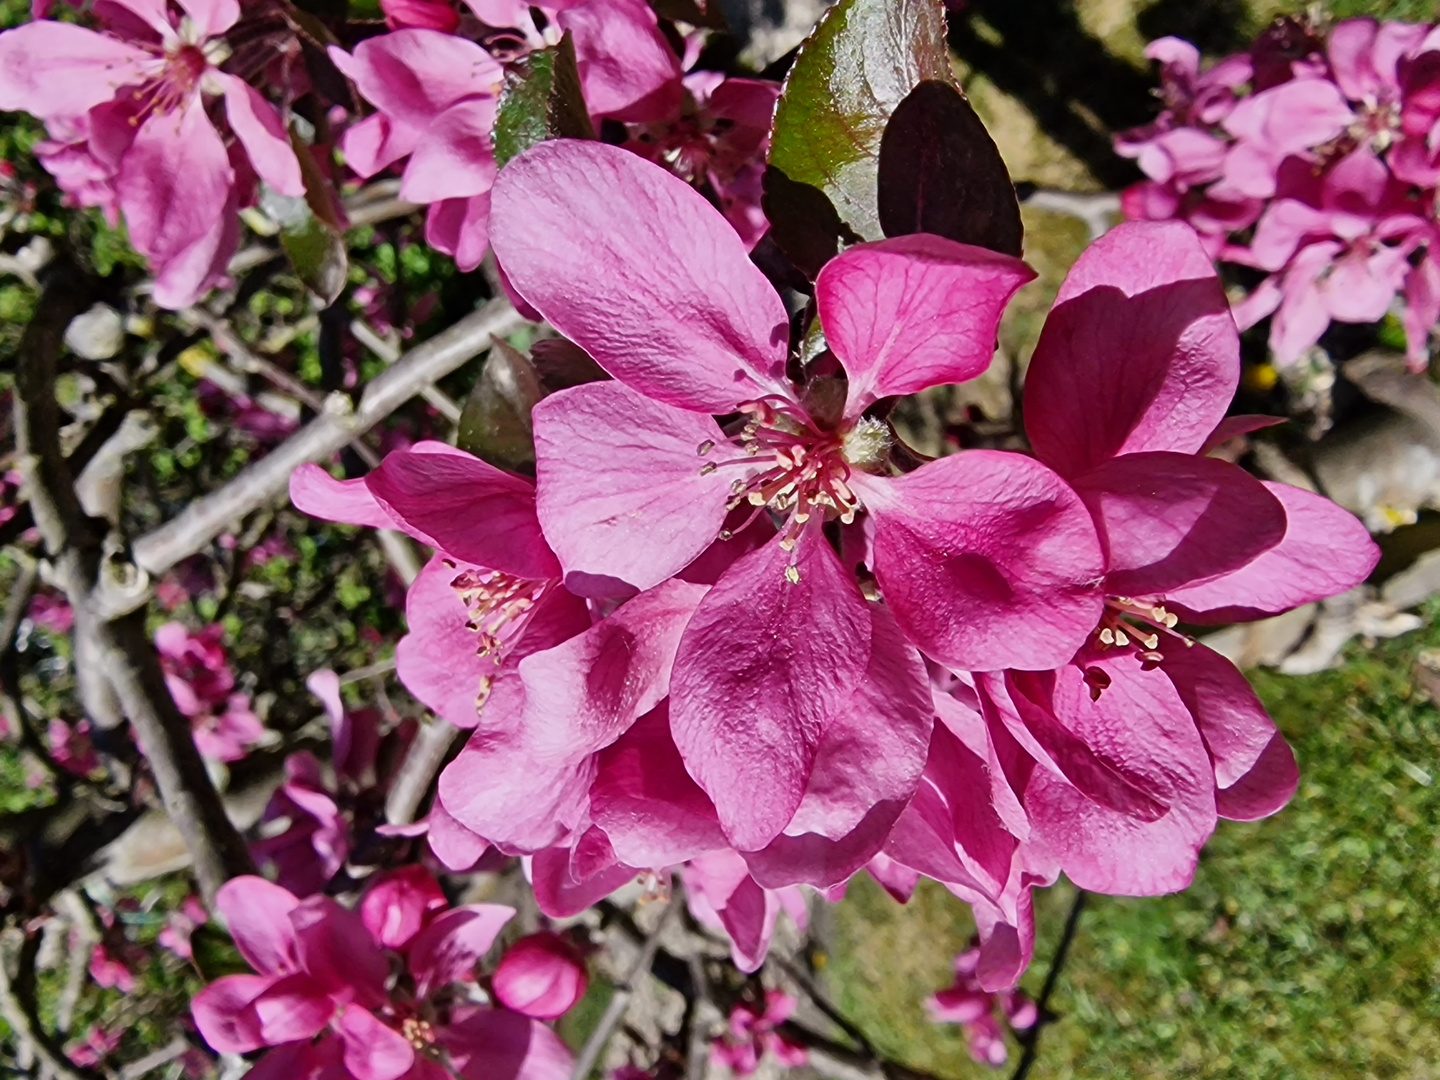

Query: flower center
698 396 863 551
1081 597 1186 699
447 565 549 712
401 1016 436 1050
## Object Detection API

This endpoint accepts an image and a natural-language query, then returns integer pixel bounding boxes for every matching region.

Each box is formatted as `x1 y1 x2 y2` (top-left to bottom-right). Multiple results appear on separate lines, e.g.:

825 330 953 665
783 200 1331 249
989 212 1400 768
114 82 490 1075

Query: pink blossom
684 849 809 974
926 945 1036 1067
489 139 1106 864
493 932 588 1019
331 0 679 271
89 943 136 993
192 873 573 1080
0 0 303 307
47 718 99 777
68 1024 123 1069
155 622 265 763
290 444 590 732
159 895 210 962
712 991 808 1076
251 751 351 896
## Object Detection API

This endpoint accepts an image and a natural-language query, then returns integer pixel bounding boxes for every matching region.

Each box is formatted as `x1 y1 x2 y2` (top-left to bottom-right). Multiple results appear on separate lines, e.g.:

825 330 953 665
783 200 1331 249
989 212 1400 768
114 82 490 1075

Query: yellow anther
785 565 801 584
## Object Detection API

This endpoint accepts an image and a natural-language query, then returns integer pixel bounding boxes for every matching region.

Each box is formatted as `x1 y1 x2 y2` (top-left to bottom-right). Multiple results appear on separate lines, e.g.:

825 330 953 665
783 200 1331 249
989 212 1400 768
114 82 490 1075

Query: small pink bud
493 933 588 1019
380 0 460 32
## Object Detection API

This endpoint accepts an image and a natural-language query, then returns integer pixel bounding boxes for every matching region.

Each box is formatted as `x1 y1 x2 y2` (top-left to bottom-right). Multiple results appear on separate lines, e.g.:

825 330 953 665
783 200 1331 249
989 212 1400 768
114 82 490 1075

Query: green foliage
457 341 543 472
492 33 595 168
767 0 955 247
830 603 1440 1079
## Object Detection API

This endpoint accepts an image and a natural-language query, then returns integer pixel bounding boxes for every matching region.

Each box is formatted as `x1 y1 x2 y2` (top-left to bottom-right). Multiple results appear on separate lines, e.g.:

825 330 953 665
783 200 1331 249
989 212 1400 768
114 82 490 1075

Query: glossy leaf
493 32 595 168
458 340 545 472
766 0 953 266
265 132 348 306
877 80 1023 256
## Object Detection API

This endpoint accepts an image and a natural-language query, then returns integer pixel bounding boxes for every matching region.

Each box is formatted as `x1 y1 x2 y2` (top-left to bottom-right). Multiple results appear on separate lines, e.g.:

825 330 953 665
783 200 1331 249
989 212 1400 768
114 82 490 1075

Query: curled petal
409 904 517 999
815 234 1034 415
215 877 301 976
220 74 303 197
560 0 682 123
0 23 151 119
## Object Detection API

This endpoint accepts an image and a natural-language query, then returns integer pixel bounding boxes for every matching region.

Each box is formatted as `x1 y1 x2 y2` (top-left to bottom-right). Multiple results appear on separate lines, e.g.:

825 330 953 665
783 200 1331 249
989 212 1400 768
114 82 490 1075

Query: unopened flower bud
493 932 588 1019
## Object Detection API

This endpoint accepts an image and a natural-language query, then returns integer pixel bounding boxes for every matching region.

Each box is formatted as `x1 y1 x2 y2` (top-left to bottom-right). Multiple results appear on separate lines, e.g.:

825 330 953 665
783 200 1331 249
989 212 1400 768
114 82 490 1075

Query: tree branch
127 298 525 591
13 257 256 907
0 927 104 1080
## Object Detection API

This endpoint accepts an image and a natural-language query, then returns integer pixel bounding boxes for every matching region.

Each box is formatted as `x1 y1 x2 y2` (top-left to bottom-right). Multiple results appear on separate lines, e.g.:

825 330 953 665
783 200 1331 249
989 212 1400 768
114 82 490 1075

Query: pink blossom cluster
290 140 1380 989
1116 17 1440 370
926 944 1036 1067
154 621 265 763
0 0 776 304
711 990 808 1076
191 866 580 1080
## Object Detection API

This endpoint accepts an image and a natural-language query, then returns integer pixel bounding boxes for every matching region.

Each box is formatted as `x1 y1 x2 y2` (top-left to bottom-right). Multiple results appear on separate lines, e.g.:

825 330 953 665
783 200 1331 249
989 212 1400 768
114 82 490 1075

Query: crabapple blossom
491 138 1106 861
492 933 588 1019
0 0 304 307
154 622 265 763
711 991 808 1076
927 945 1037 1067
191 873 574 1080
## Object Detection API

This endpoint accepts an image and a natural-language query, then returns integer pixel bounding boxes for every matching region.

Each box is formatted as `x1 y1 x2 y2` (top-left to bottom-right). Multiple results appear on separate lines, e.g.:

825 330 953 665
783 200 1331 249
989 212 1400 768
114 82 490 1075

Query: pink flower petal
853 450 1105 672
120 97 238 309
529 847 637 918
250 973 337 1044
491 140 791 413
289 463 398 529
492 933 588 1020
219 74 303 197
1159 639 1298 821
341 112 422 179
425 192 492 272
590 704 728 869
190 974 273 1053
0 23 152 120
560 0 682 123
1071 451 1287 597
1025 221 1239 475
670 527 929 850
399 98 497 203
175 0 239 38
360 865 447 950
1166 481 1378 621
408 904 517 999
337 1006 415 1080
532 381 735 592
426 799 491 871
364 446 559 579
290 897 390 1007
442 1007 576 1080
816 234 1034 414
339 30 502 130
216 876 301 976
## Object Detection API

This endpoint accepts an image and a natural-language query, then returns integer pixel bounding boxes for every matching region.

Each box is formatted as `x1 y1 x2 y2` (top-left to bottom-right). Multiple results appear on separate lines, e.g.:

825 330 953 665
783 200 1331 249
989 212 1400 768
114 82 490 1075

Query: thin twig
685 953 713 1080
774 954 875 1057
571 901 680 1080
1010 889 1087 1080
0 928 104 1080
128 299 524 592
383 717 460 826
338 656 398 685
351 318 463 423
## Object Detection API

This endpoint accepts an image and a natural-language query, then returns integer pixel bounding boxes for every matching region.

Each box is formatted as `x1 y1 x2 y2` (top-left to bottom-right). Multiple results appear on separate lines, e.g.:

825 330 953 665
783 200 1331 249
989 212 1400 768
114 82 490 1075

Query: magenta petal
854 451 1105 672
121 97 237 309
590 703 728 869
342 30 502 129
408 904 517 999
814 234 1034 414
359 865 446 950
529 847 637 918
561 0 682 122
289 464 397 530
1166 482 1379 621
425 193 492 272
251 973 337 1044
671 527 929 850
683 850 780 972
216 876 301 975
191 974 273 1053
533 382 735 591
442 1007 576 1080
337 1007 415 1080
341 113 421 179
743 799 912 890
1024 659 1218 896
427 800 491 871
491 140 791 412
399 98 497 203
1025 221 1239 475
290 897 390 1007
220 74 304 197
1159 639 1298 821
1073 451 1287 597
0 22 151 120
365 447 559 578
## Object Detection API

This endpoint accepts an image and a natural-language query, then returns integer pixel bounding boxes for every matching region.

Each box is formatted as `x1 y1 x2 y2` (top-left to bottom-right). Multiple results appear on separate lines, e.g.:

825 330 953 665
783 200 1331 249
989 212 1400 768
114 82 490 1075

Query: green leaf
267 128 348 305
766 0 954 260
457 340 545 471
189 924 251 981
493 32 595 168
